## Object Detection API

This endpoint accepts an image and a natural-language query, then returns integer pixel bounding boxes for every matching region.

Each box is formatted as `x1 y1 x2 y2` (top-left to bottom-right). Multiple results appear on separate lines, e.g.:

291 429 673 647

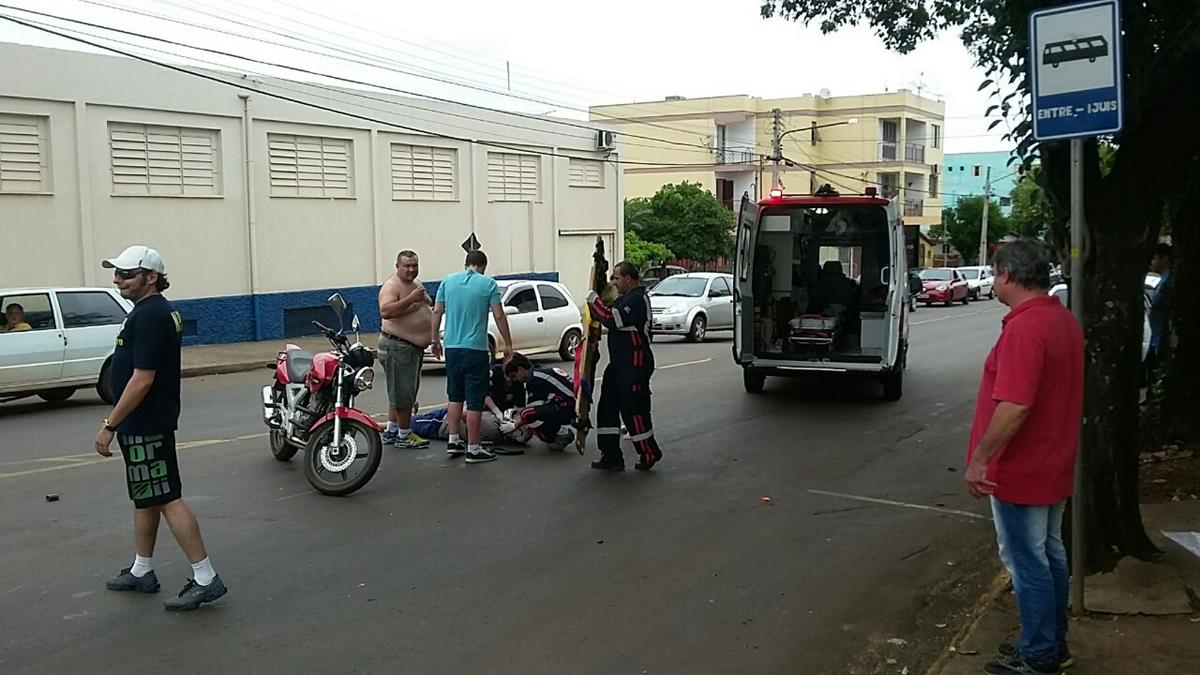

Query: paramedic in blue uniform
586 261 663 471
501 353 576 449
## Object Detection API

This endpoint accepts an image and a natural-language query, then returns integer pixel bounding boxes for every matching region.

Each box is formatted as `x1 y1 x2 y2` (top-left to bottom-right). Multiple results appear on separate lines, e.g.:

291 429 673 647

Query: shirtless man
378 250 434 448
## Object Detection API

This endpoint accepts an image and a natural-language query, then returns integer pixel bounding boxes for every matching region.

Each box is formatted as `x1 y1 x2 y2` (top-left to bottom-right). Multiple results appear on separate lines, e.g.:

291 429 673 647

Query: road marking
276 490 314 502
0 355 718 479
911 307 1005 326
806 489 990 521
658 357 713 370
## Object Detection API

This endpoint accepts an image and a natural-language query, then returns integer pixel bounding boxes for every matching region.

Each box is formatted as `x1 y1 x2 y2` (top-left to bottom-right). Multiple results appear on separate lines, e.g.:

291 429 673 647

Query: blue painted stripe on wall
172 272 559 346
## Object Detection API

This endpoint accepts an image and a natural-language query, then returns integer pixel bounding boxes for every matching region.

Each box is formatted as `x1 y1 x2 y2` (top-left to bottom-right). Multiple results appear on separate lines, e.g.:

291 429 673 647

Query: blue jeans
990 497 1069 664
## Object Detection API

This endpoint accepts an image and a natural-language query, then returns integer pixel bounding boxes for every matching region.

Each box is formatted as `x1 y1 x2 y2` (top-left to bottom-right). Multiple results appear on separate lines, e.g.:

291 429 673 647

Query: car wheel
961 293 970 305
558 329 582 361
686 315 707 342
944 297 953 307
988 289 995 299
743 368 765 394
96 358 115 404
38 388 76 403
488 336 498 364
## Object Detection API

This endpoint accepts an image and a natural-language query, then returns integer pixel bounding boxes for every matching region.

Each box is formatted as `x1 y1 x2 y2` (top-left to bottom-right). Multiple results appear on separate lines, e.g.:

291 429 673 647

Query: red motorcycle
261 293 382 496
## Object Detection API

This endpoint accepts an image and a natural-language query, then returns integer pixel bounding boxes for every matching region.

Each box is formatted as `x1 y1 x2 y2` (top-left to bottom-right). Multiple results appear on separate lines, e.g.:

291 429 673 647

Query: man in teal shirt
431 250 514 463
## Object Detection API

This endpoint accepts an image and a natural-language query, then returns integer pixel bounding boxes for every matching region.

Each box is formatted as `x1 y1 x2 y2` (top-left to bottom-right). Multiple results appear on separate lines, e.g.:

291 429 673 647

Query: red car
917 268 970 306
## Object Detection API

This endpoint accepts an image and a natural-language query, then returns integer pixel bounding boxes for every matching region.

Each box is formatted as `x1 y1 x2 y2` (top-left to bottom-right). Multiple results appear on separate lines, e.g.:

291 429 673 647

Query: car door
0 291 65 389
502 284 545 351
536 283 578 346
708 276 735 328
56 289 130 382
733 195 757 362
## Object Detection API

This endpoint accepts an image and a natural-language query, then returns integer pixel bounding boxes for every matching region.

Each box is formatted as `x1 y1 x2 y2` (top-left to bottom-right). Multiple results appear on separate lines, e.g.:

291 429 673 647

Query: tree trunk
1076 204 1161 571
1161 192 1200 441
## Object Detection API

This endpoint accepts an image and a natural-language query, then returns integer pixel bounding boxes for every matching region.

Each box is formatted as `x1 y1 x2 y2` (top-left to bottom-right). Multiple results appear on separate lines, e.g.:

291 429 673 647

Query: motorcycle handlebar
311 320 348 346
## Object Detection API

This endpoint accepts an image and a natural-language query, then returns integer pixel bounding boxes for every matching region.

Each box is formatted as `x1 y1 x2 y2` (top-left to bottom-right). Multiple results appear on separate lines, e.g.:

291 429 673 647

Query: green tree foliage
942 196 1010 264
1008 171 1054 240
624 182 734 263
762 0 1200 571
623 230 673 270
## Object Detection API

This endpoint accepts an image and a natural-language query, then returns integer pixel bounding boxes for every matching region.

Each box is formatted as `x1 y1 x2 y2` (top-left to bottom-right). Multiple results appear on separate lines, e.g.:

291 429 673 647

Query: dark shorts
445 348 490 412
519 401 574 440
118 432 182 509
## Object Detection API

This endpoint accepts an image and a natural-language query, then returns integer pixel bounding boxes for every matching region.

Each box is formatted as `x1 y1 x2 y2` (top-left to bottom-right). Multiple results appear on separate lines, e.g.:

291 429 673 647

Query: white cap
102 245 165 273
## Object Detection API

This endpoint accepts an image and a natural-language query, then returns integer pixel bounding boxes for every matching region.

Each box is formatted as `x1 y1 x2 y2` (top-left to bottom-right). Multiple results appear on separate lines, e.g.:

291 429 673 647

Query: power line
0 12 733 168
6 3 724 156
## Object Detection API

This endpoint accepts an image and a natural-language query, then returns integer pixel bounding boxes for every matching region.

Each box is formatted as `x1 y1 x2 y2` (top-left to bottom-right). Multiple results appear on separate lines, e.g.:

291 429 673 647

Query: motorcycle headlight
353 367 375 392
936 284 948 292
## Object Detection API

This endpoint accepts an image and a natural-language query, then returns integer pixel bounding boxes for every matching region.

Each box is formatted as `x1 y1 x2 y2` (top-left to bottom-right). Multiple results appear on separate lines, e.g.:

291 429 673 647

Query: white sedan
1 287 133 403
958 265 995 300
424 279 584 364
648 272 735 342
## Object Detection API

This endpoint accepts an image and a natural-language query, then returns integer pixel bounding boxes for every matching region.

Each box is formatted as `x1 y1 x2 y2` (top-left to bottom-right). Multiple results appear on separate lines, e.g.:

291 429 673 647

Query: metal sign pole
1069 137 1085 614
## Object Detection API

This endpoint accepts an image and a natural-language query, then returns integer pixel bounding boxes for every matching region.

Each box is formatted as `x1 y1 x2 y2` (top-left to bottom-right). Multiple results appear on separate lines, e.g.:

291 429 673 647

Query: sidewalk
933 500 1200 675
182 336 333 377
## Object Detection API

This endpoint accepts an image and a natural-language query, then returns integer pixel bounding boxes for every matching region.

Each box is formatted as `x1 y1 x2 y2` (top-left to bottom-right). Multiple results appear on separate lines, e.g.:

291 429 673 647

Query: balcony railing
878 141 897 161
903 200 924 217
905 143 926 163
714 146 757 165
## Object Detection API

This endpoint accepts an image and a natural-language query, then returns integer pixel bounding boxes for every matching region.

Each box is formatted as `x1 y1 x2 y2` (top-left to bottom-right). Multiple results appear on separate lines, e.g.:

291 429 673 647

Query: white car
958 265 995 300
424 279 583 363
648 272 735 342
1051 283 1150 360
1 287 133 403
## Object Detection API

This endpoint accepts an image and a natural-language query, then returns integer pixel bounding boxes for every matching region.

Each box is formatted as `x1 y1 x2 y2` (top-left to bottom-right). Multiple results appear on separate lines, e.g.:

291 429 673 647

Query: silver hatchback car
648 273 735 342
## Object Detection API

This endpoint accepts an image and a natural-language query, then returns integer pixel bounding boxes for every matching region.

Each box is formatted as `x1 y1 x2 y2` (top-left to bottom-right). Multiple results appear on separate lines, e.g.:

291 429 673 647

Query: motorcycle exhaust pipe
261 386 278 426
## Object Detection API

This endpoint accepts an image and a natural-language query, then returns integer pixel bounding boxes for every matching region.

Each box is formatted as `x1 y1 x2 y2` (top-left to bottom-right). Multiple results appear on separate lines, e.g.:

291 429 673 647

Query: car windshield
919 269 953 281
649 277 707 297
960 269 980 279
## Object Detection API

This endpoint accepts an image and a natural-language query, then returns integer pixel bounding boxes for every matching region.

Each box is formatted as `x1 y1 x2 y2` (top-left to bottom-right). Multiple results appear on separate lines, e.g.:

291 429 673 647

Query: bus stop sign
1029 0 1123 140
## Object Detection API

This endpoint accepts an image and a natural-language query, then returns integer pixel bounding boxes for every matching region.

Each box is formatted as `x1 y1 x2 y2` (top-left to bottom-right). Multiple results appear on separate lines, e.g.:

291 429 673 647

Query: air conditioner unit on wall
596 130 616 150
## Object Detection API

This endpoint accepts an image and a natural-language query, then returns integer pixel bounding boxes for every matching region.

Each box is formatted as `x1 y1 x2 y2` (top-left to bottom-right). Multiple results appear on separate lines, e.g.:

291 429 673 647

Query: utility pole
978 166 992 265
770 108 783 190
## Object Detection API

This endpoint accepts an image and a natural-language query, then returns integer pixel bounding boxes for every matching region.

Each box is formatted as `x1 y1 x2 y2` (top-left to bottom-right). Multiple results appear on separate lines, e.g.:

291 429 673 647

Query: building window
929 175 939 198
568 157 604 188
1000 196 1012 207
931 124 941 149
268 133 353 198
391 143 456 201
486 151 538 201
0 114 51 193
972 165 982 177
109 122 220 196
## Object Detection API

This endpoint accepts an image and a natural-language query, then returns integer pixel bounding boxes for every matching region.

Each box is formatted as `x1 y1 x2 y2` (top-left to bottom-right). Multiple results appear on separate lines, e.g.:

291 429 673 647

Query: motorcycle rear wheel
303 418 382 496
270 429 297 461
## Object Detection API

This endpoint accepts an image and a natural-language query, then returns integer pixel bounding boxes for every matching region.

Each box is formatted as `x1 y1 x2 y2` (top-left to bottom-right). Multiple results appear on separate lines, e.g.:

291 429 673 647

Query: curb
181 361 270 379
923 571 1011 675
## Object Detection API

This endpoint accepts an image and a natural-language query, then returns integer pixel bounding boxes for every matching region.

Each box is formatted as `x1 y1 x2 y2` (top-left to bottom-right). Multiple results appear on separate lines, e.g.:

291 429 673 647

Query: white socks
130 554 153 578
448 433 461 444
386 422 398 433
191 557 217 586
398 428 411 439
467 444 481 454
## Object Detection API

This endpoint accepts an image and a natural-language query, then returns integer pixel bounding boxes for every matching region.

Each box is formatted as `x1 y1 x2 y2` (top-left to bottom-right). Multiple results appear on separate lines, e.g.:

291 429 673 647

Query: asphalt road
0 300 1008 675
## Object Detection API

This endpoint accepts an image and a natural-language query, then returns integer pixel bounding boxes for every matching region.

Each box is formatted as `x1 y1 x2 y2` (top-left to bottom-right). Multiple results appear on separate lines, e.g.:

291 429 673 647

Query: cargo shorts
378 334 424 411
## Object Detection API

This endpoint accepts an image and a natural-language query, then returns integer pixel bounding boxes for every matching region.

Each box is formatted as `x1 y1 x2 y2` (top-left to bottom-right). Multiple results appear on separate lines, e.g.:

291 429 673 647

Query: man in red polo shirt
965 239 1083 675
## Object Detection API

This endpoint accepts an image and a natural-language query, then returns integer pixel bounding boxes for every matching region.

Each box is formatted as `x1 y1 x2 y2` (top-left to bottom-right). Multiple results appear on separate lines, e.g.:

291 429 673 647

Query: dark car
640 264 687 290
917 267 970 306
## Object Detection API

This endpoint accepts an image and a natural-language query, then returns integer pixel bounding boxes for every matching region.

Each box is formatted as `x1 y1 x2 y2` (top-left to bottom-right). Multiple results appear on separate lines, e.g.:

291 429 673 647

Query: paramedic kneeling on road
501 353 576 451
587 261 663 472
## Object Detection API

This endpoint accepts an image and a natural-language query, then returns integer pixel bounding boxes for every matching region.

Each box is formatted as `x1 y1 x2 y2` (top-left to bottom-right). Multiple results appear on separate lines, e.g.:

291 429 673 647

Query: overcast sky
0 0 1011 155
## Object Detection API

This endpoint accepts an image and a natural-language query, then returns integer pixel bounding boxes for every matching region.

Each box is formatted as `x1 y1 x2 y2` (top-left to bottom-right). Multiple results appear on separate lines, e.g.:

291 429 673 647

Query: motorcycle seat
286 348 313 383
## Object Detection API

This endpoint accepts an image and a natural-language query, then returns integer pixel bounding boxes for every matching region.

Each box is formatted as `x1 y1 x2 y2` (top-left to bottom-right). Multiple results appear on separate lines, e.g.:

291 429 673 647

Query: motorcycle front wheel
303 418 382 496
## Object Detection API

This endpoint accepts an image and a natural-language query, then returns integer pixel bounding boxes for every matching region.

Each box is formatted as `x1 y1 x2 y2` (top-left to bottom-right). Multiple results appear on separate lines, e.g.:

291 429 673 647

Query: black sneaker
446 440 466 457
106 567 160 593
465 448 497 463
983 654 1063 674
163 576 227 611
590 457 625 472
999 641 1073 668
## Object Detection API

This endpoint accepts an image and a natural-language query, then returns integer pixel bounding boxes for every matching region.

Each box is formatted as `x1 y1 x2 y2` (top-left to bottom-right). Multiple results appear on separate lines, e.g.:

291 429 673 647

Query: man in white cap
93 245 228 611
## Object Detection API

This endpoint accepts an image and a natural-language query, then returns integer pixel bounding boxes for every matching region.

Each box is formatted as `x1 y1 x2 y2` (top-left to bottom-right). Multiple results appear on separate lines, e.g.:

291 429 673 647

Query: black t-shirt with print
110 294 183 433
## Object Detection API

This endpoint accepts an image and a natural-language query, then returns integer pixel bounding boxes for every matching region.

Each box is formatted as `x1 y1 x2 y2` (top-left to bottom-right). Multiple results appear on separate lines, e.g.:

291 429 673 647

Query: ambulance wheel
881 365 904 402
743 368 766 394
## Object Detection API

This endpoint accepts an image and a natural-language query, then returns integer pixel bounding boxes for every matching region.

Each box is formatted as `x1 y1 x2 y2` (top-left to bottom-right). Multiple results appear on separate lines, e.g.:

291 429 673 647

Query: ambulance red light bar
769 187 784 198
